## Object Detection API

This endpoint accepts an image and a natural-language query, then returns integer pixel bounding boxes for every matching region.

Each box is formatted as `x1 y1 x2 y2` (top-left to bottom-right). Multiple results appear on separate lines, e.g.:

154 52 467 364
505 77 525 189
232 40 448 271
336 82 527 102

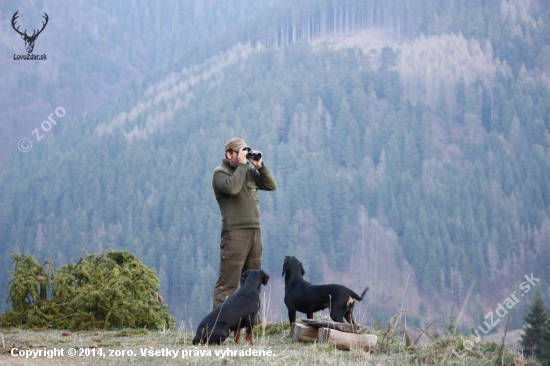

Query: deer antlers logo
11 11 49 54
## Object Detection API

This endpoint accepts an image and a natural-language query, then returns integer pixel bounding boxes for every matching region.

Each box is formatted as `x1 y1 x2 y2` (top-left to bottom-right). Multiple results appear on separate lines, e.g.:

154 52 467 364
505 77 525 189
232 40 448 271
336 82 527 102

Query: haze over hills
1 0 549 335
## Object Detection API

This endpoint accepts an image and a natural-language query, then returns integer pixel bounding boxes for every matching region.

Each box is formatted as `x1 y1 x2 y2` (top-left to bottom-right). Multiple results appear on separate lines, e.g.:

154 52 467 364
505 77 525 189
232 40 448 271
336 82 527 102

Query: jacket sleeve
213 163 248 196
254 164 277 191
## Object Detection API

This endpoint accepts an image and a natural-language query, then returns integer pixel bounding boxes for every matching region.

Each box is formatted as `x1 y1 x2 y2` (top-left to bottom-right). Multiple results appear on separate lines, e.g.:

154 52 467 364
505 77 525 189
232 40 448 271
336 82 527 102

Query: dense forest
1 0 549 333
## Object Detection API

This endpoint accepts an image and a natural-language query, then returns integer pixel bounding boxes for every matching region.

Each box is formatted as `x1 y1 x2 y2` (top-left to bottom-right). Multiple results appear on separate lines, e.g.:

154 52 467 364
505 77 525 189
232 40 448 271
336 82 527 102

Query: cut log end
292 323 319 343
318 327 377 351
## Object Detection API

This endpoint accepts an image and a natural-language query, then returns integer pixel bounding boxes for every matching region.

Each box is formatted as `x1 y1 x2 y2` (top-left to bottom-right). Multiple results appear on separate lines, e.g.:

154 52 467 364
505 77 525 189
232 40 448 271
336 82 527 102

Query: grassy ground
0 321 540 365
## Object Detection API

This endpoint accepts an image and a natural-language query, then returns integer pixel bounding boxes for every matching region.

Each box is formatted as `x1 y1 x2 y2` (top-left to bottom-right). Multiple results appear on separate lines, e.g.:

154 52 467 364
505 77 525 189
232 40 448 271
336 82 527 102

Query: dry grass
0 320 540 366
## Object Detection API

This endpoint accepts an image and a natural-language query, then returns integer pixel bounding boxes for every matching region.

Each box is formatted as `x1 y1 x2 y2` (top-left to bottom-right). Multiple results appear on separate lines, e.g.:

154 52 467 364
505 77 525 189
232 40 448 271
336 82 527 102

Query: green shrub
1 250 174 331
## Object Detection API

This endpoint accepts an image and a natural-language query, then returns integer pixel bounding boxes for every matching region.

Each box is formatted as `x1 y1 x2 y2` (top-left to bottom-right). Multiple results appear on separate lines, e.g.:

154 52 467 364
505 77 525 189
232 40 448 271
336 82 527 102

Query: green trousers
212 228 263 309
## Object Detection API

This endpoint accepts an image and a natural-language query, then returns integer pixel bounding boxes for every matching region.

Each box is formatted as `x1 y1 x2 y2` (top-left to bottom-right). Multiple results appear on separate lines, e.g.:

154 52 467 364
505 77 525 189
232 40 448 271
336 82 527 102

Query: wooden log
292 323 319 343
301 319 370 334
318 327 377 351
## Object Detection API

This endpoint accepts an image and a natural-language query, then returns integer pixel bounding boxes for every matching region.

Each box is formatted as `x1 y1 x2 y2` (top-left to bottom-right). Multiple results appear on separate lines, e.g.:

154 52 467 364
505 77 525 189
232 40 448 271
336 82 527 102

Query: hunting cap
225 138 249 152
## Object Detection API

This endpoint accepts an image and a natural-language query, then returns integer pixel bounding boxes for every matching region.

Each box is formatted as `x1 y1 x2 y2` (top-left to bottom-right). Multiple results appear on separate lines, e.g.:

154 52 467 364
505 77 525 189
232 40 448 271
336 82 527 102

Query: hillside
0 0 272 158
1 0 550 342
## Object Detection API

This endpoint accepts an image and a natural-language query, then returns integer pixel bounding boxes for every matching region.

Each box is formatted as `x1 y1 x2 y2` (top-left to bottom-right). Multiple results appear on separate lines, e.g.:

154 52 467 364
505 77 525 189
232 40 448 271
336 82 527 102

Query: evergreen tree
521 291 550 361
455 77 466 125
333 97 360 167
542 325 550 365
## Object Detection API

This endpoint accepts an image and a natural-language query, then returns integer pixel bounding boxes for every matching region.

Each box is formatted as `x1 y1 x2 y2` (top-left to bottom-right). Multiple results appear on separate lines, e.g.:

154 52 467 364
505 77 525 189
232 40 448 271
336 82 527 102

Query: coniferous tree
542 325 550 365
521 291 550 361
455 77 466 125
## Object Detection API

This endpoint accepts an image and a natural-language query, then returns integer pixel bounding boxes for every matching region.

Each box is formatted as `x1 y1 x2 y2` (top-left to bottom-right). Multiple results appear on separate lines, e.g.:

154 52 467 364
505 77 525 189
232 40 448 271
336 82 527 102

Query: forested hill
1 0 550 332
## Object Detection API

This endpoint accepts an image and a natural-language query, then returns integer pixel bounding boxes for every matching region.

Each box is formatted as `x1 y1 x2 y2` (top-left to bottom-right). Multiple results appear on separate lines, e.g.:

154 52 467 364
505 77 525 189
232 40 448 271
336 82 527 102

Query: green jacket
212 158 277 231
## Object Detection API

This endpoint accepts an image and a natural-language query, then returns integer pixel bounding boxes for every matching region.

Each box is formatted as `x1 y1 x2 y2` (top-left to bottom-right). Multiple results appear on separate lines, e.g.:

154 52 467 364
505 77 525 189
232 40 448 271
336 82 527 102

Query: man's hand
237 148 248 165
249 150 263 168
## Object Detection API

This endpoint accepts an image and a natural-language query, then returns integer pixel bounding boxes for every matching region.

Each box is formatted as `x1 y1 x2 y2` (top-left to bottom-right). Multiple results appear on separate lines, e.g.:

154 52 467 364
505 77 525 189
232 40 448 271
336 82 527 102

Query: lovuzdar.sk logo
12 10 48 60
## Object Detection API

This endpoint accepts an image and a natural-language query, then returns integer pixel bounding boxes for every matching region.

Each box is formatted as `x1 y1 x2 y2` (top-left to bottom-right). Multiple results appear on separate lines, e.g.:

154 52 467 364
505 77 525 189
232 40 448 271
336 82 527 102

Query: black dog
282 256 368 333
192 269 269 345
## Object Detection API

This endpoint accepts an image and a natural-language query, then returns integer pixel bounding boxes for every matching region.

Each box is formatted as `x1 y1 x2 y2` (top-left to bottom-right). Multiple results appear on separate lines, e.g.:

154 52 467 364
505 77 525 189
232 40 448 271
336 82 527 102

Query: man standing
212 138 277 309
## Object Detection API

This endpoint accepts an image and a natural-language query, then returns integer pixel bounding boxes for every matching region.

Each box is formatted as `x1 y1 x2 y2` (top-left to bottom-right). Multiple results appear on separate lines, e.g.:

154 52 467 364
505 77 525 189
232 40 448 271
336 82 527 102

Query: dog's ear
300 263 305 276
261 270 270 285
240 270 250 286
282 261 288 276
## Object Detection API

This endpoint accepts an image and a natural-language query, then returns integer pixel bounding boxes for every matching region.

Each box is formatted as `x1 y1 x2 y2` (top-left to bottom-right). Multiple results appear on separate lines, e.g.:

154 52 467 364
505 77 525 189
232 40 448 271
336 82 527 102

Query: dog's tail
353 286 369 301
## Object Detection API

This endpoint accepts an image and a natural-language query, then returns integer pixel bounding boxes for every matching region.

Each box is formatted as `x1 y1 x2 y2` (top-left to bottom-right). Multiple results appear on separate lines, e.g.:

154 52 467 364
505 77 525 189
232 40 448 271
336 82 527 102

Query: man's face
226 149 240 167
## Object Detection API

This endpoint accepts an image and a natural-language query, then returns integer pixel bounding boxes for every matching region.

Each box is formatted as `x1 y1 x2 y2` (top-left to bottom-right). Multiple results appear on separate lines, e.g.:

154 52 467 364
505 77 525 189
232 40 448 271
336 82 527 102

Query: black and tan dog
282 256 368 332
192 269 269 345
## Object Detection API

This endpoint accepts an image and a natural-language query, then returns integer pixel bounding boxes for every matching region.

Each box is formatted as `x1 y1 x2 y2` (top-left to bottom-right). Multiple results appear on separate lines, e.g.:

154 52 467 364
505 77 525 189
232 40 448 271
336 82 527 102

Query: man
212 138 277 309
